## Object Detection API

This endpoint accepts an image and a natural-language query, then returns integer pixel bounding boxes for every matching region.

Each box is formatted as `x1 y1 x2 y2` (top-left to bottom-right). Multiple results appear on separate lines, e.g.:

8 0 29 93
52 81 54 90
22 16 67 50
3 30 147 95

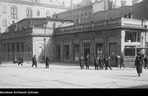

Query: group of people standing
79 54 113 70
13 55 50 68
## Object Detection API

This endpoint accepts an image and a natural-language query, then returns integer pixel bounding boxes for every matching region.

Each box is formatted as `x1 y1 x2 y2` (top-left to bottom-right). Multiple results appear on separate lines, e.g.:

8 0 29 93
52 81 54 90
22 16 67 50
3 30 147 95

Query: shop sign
82 40 91 43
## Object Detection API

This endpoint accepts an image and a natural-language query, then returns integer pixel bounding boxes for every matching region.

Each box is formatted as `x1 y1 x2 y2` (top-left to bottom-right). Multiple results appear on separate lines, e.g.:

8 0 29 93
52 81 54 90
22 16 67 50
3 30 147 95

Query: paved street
0 62 148 88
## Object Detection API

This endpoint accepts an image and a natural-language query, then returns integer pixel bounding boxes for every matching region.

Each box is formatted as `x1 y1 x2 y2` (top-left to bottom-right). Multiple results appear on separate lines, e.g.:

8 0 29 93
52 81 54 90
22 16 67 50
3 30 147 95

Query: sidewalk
0 61 134 71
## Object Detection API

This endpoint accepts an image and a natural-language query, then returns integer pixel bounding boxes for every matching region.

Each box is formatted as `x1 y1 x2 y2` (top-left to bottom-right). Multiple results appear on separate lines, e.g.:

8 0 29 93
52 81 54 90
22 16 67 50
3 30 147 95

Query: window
2 18 7 27
125 31 141 42
26 8 32 18
125 48 135 56
128 13 132 19
11 6 17 19
36 9 40 16
2 5 7 13
46 11 50 17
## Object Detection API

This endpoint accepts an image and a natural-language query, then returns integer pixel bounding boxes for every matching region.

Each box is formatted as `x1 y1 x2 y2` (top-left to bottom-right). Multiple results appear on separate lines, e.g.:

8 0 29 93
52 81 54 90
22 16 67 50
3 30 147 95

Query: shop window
125 48 135 56
125 31 141 42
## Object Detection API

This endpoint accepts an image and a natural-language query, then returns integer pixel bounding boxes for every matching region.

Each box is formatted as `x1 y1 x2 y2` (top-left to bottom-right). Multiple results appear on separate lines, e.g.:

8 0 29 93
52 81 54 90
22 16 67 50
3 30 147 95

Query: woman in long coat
135 53 143 77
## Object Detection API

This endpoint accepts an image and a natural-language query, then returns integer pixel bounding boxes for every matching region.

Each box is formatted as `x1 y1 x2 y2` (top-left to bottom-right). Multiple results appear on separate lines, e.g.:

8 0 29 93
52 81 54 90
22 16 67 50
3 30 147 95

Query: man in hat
135 52 143 77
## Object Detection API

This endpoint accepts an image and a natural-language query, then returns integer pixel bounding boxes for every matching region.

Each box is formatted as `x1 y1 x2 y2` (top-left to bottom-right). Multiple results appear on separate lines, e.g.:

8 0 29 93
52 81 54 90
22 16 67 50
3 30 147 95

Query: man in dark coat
79 56 84 70
32 55 37 67
144 55 148 69
135 53 143 77
94 55 99 70
85 54 90 69
18 56 23 66
104 56 112 70
45 57 50 68
120 56 125 69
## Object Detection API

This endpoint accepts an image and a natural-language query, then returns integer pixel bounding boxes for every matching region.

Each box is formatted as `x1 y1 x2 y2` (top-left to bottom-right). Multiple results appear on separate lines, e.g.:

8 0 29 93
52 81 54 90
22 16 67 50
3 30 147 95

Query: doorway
56 45 60 61
109 43 118 67
84 43 90 61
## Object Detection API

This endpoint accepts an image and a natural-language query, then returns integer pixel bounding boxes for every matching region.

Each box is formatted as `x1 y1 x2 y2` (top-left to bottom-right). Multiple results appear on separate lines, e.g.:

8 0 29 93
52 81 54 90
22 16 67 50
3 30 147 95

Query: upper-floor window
2 5 7 13
128 13 133 19
11 6 17 19
125 31 141 42
26 8 33 18
36 9 40 16
2 18 7 27
46 10 50 17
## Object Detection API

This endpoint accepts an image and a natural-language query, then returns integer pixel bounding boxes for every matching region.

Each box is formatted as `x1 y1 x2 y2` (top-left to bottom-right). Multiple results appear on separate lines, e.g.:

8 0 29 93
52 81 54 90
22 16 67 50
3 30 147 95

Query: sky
60 0 82 7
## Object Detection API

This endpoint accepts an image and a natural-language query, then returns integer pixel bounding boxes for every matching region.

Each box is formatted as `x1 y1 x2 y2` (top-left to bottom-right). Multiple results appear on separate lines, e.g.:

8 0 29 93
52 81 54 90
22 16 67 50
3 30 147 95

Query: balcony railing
55 17 146 35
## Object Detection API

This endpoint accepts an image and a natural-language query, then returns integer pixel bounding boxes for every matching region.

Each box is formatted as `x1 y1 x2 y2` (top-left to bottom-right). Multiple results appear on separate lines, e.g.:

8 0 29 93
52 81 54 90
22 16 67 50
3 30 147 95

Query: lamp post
44 24 47 63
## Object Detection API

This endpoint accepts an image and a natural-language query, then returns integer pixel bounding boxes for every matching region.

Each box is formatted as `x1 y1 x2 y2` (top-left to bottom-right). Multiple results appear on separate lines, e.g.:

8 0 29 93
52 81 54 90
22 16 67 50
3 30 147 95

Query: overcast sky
60 0 82 7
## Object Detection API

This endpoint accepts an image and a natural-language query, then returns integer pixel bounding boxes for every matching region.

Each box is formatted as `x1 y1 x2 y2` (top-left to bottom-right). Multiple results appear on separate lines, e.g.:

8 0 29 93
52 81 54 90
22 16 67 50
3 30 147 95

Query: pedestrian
144 55 148 69
45 57 50 68
13 56 17 64
79 56 84 70
18 56 23 66
85 54 90 69
32 55 37 67
104 56 112 70
94 55 99 70
120 56 125 69
135 52 143 77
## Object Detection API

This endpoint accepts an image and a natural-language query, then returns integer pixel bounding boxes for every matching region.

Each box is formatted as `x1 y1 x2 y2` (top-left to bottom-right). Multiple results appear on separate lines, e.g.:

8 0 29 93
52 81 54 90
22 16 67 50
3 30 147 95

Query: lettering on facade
95 38 103 42
108 37 116 42
73 39 79 44
82 40 91 43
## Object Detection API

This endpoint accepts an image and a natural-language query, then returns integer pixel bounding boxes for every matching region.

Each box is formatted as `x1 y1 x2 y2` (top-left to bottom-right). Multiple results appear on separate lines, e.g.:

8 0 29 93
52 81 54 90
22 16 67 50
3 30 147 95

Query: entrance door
96 43 103 57
74 45 79 62
56 45 60 61
109 43 117 67
84 43 90 61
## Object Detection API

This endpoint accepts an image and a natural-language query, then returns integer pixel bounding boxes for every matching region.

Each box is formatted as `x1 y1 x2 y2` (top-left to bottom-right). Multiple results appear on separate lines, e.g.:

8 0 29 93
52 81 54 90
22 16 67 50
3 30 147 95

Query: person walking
79 56 84 70
135 52 143 77
85 54 90 69
32 55 37 67
120 56 125 69
144 55 148 69
18 56 23 66
104 56 112 70
45 57 50 68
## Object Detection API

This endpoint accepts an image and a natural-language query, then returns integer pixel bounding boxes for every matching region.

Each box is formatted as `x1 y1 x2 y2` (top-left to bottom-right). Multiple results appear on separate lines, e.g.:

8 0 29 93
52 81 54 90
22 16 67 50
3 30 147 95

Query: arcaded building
0 17 73 62
54 18 148 67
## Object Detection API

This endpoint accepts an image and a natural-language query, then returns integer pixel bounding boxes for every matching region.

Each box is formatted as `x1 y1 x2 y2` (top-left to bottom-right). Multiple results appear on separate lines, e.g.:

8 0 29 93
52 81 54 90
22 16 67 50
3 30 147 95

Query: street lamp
44 24 47 63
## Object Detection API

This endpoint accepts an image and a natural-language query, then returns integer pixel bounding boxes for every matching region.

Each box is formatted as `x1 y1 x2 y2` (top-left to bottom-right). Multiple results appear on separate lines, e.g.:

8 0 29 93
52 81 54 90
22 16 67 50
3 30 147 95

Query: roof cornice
0 0 67 9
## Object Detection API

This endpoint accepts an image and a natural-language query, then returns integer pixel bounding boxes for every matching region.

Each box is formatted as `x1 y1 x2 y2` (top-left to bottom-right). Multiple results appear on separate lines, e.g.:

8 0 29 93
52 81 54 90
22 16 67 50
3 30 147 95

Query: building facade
53 0 144 25
0 17 73 62
54 18 148 67
0 0 67 33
